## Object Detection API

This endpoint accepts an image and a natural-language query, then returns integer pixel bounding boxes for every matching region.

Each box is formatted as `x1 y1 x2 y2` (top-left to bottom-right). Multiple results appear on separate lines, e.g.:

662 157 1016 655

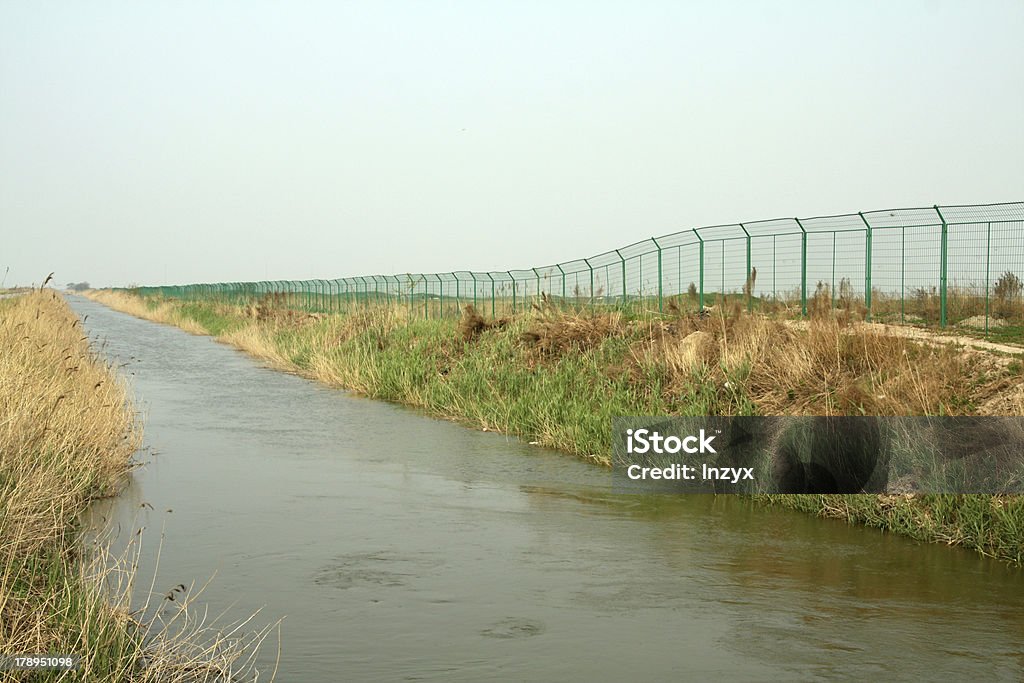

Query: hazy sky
2 1 1022 288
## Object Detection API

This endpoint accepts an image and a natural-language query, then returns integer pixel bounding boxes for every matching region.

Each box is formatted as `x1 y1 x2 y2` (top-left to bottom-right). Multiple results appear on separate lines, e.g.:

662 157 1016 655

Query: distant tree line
65 282 90 291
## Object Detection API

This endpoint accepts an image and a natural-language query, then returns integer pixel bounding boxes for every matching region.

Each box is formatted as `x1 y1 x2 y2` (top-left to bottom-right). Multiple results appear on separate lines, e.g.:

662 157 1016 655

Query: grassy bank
86 290 1024 564
0 291 269 681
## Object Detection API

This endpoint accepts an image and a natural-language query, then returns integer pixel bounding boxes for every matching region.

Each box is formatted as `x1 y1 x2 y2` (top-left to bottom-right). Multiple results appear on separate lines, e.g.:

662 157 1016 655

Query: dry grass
217 324 294 371
520 295 625 359
0 290 139 564
1 291 274 681
672 313 977 415
92 287 1020 421
1 289 137 672
458 305 509 342
520 301 1006 416
83 290 207 335
246 292 324 327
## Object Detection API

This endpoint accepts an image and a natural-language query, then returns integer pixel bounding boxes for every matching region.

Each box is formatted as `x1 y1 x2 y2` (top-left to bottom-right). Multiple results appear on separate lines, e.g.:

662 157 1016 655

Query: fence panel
118 202 1024 338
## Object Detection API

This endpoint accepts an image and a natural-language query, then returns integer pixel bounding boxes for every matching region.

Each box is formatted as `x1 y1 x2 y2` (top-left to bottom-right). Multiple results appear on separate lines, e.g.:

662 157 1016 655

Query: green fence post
403 275 412 316
585 258 594 311
436 274 443 318
859 212 873 321
721 241 725 305
533 267 541 306
556 264 565 308
772 235 777 301
638 253 643 304
653 237 663 313
472 273 478 310
739 223 752 312
614 249 626 308
423 275 429 319
677 246 682 306
508 271 516 313
694 228 704 310
985 222 991 336
934 205 949 328
829 232 836 311
901 227 905 324
454 272 460 313
487 272 495 318
795 218 808 317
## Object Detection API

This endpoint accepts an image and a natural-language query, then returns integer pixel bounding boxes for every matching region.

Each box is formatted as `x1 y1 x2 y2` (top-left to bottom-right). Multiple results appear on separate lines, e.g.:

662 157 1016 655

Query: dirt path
782 317 1022 356
860 323 1023 355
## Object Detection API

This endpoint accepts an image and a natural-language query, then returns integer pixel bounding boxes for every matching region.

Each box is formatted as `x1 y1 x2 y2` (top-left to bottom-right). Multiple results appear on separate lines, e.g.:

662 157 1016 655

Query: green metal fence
126 201 1024 337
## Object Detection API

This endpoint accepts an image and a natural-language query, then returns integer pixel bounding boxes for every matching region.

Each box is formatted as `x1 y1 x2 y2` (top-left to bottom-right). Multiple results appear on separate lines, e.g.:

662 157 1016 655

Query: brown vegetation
458 304 509 342
518 296 1016 417
2 291 276 680
82 289 208 335
520 297 623 358
1 290 138 670
247 292 325 326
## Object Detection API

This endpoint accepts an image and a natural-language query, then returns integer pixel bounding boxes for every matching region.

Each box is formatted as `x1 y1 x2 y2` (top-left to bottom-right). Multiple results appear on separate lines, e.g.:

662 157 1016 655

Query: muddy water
72 297 1023 682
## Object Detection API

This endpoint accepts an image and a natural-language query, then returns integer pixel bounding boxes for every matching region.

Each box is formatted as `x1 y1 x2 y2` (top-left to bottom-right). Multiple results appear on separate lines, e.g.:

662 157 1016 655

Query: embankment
84 290 1024 564
0 291 266 681
1 290 146 680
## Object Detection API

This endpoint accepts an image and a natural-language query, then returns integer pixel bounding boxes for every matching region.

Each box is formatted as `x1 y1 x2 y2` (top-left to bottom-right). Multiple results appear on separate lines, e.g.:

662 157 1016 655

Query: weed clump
458 304 508 342
250 292 324 326
520 295 624 358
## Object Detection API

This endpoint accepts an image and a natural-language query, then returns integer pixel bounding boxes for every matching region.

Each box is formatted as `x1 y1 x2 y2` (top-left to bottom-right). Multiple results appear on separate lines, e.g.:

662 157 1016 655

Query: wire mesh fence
125 202 1024 338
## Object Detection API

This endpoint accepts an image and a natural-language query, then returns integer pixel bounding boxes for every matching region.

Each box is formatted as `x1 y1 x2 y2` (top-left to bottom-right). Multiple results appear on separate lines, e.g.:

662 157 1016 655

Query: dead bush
458 304 509 342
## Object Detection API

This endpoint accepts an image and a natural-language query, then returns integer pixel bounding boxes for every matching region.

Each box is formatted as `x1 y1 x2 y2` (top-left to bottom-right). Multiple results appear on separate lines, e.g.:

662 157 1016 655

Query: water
71 297 1024 682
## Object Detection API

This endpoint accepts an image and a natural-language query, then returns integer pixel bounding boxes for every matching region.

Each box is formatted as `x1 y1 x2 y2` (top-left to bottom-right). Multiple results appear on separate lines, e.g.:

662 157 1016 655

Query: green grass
956 324 1024 346
175 301 247 336
257 313 750 459
760 493 1024 564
